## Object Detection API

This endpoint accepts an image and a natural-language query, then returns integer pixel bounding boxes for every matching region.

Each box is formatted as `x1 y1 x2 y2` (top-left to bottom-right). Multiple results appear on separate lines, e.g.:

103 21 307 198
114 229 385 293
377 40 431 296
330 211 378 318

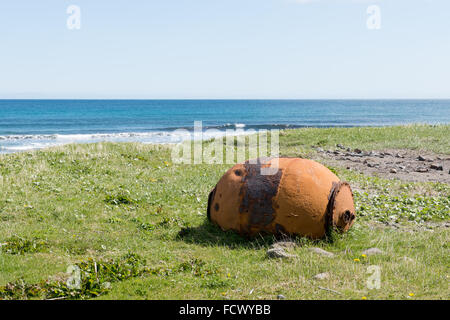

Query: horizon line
1 98 450 101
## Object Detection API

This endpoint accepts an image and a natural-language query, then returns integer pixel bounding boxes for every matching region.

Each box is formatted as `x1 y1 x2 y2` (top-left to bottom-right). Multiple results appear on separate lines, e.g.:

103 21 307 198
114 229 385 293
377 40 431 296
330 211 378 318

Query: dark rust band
239 160 283 234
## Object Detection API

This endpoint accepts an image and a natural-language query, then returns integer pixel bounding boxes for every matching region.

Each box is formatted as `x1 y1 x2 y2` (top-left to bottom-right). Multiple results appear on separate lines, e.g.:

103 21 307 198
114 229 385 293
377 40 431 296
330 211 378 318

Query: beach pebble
415 167 429 173
417 155 433 162
362 248 384 256
309 247 334 257
430 164 443 171
313 272 330 280
390 168 397 174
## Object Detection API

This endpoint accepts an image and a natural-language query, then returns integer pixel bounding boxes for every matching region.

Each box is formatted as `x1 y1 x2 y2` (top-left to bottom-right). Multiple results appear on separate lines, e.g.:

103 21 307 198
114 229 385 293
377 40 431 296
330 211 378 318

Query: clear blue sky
0 0 449 99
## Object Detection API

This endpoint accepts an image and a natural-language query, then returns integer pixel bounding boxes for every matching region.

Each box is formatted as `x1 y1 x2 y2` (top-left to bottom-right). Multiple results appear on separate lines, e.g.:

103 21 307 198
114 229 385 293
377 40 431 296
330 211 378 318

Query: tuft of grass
0 253 146 300
104 193 136 205
0 236 48 255
0 254 232 300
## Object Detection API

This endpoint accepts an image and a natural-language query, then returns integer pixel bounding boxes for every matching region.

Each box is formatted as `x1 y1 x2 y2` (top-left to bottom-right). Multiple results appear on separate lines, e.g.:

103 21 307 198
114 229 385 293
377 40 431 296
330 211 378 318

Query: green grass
279 123 450 157
0 124 448 300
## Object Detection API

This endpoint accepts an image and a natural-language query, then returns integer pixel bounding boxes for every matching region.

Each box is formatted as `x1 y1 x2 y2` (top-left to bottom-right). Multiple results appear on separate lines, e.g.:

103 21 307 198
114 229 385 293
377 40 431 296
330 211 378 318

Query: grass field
0 124 448 300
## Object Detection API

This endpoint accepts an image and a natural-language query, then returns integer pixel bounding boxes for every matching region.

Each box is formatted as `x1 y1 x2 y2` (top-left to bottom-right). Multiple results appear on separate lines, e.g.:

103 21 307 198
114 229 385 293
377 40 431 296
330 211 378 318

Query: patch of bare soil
314 146 450 183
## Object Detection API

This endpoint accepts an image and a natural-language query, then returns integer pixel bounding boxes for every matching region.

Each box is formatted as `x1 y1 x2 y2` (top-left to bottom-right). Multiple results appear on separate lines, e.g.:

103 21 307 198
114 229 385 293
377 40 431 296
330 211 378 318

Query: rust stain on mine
238 161 283 234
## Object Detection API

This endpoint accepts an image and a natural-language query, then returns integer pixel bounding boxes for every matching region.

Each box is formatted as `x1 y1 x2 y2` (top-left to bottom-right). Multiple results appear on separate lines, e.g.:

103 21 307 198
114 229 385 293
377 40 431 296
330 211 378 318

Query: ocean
0 99 449 153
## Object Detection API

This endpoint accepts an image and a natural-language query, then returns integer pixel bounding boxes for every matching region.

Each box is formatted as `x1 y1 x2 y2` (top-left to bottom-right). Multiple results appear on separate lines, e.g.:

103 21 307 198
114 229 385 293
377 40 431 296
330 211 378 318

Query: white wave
0 129 251 154
0 134 57 141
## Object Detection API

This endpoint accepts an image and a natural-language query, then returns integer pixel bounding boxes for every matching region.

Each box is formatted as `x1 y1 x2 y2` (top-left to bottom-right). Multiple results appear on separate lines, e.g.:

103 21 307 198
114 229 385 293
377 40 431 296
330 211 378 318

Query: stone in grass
313 272 330 280
417 155 432 162
430 164 443 171
309 247 335 257
277 294 286 300
270 241 297 250
362 248 384 256
266 247 296 259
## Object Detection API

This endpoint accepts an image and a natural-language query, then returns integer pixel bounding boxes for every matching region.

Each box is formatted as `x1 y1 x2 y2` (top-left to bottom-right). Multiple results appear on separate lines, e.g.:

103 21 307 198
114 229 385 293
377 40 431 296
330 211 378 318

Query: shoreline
1 123 449 155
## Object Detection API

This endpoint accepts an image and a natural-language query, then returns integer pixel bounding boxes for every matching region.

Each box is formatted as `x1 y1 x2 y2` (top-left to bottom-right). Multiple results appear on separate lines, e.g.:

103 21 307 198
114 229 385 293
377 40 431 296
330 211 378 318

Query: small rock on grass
309 247 334 257
270 241 297 250
277 294 286 300
267 248 296 259
362 248 383 256
313 272 330 280
430 164 443 171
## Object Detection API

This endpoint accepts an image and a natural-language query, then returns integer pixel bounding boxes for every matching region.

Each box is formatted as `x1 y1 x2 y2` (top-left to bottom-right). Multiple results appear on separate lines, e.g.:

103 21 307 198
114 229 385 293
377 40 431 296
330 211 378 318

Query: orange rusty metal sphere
207 158 356 239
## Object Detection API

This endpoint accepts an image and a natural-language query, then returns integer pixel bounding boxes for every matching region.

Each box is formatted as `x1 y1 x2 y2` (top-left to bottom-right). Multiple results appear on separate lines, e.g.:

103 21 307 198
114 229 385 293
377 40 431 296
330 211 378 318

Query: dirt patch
313 146 450 183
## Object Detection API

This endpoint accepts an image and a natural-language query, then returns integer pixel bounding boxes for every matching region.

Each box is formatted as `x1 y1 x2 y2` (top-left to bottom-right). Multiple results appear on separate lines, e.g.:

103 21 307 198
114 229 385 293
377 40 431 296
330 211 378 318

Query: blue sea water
0 99 449 153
